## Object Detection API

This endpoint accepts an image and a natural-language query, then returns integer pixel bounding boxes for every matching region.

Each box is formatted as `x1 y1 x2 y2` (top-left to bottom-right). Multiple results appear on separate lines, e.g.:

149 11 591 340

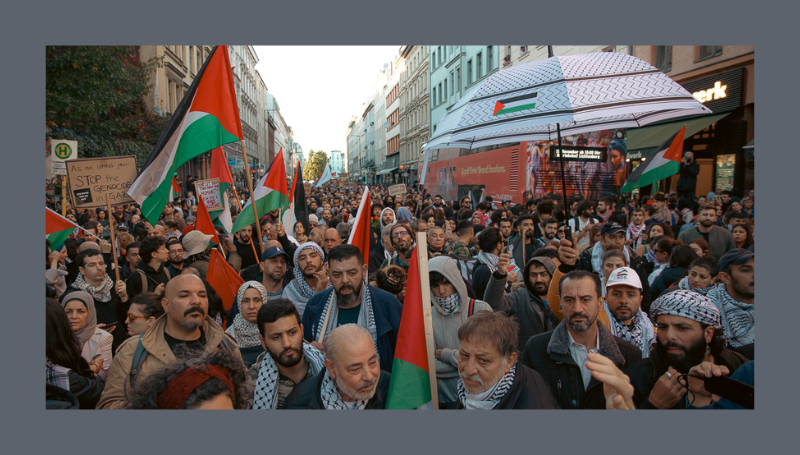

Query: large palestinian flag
128 46 242 225
621 125 686 194
46 207 78 249
385 246 435 409
230 148 289 233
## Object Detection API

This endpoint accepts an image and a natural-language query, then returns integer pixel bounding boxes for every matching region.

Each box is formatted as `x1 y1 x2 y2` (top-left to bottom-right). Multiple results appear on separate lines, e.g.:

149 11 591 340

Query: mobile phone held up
562 226 572 243
702 375 754 409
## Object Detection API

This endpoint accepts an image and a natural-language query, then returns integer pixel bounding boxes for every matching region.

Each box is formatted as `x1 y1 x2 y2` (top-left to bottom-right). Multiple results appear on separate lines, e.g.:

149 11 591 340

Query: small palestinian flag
621 125 686 194
230 148 289 233
46 207 78 250
493 92 538 116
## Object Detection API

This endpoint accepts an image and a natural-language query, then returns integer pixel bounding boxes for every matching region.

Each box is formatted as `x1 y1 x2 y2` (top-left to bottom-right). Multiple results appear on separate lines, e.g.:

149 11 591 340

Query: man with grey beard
282 324 390 409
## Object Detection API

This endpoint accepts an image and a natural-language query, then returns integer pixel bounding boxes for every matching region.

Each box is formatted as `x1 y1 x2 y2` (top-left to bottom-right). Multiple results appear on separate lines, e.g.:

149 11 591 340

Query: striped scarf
317 282 379 357
72 273 114 303
457 361 517 410
434 293 461 315
477 250 499 274
319 370 369 410
707 284 754 348
252 343 325 410
605 305 655 358
226 282 268 348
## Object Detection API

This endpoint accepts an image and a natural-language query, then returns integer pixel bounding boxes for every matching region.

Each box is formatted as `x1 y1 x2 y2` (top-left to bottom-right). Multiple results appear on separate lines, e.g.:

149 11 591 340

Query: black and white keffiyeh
291 242 330 300
72 273 115 303
316 281 379 357
252 342 326 410
707 284 754 348
650 289 726 345
477 250 499 273
433 293 461 315
677 276 715 296
457 361 517 410
46 358 70 391
226 281 267 348
604 305 655 358
319 370 369 410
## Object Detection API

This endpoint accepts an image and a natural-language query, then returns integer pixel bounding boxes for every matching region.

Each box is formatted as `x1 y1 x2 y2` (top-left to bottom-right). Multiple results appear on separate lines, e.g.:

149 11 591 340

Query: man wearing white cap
604 267 655 358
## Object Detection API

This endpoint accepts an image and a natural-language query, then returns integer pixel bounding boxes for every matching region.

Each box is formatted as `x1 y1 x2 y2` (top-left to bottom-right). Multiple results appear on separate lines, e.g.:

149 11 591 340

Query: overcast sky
254 46 400 159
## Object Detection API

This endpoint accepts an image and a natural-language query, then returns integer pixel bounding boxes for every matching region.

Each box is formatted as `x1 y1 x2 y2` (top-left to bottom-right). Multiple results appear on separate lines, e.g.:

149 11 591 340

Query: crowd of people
45 177 754 410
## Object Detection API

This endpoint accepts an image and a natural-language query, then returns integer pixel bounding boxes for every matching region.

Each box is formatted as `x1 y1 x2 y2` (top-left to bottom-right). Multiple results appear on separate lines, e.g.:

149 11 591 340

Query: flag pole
106 200 121 282
241 141 263 257
415 232 439 410
61 175 67 216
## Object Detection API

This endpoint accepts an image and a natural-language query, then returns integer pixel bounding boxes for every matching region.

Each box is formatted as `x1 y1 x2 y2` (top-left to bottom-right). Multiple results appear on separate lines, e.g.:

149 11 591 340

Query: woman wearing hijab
226 281 268 367
61 291 113 380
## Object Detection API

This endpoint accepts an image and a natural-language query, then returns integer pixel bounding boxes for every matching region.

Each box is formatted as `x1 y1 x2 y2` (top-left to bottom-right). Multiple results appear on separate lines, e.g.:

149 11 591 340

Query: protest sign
194 178 224 211
65 156 137 208
388 183 407 197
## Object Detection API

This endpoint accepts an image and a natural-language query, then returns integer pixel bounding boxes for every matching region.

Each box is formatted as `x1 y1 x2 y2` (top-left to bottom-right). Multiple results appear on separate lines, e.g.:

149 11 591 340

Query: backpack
446 252 477 287
124 331 237 398
136 267 171 295
466 298 477 317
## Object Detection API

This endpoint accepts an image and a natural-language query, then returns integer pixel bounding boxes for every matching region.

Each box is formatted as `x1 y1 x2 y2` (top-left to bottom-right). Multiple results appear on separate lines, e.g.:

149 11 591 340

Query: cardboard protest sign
388 183 407 197
194 178 223 211
65 156 138 208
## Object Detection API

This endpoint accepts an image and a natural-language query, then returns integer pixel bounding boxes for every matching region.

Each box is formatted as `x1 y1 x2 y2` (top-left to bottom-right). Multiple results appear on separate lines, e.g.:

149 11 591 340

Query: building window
520 45 528 55
698 46 722 61
655 46 672 72
433 87 437 106
477 52 483 78
487 46 493 70
507 45 512 57
438 83 443 104
467 60 473 85
450 72 454 94
432 51 436 68
456 67 460 91
443 81 447 101
438 46 442 65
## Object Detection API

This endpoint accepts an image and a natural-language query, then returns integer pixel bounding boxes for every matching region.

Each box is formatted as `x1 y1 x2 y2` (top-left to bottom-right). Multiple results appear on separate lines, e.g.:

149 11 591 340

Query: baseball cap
116 223 129 231
605 267 642 291
600 222 626 236
261 246 289 262
717 248 754 273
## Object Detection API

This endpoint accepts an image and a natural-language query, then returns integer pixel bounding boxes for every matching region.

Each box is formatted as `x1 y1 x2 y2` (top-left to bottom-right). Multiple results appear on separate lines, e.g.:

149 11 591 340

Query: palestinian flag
493 92 538 116
128 45 242 226
46 207 78 249
386 246 435 410
195 193 221 246
209 147 234 234
280 162 310 238
621 125 686 194
170 174 182 201
347 186 371 262
206 249 244 316
230 148 289 233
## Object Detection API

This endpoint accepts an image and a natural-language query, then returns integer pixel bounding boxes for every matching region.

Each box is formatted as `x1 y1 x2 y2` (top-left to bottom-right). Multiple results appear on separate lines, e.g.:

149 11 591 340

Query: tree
303 150 329 181
46 46 169 165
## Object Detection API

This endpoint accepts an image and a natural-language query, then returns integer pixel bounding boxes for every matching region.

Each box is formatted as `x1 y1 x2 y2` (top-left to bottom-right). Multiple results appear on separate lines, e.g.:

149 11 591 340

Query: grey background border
6 0 793 454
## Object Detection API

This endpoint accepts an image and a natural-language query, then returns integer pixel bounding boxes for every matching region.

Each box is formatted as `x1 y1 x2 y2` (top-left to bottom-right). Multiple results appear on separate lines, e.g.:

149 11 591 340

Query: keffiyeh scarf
291 243 330 300
317 282 379 357
434 293 461 315
457 361 518 410
707 284 754 348
72 273 114 303
225 281 267 348
604 305 655 358
650 289 726 346
591 242 630 283
252 343 326 409
677 276 715 296
477 250 499 274
320 370 369 410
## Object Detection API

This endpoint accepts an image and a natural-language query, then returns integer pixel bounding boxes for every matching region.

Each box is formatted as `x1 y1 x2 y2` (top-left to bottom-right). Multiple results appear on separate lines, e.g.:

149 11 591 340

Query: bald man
95 274 243 409
323 228 342 257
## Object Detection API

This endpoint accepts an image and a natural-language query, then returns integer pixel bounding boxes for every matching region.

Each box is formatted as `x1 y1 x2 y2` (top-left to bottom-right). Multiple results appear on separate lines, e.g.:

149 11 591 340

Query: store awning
743 139 754 158
376 167 399 175
626 113 731 159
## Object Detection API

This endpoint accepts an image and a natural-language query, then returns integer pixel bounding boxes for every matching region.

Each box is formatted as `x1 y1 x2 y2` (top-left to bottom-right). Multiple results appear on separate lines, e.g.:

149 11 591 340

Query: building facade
330 150 345 177
399 45 428 185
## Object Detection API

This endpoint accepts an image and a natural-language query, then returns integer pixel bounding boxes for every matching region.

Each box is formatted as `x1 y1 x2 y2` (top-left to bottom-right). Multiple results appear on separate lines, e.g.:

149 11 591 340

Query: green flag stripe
230 190 289 233
140 115 240 225
385 358 431 410
47 228 76 250
496 103 536 115
621 161 679 193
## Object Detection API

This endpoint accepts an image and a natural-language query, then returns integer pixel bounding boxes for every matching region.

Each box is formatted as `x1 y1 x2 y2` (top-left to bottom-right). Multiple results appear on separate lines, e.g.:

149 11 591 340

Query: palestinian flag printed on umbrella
385 246 434 410
230 148 289 234
621 125 686 194
493 92 538 116
128 45 242 226
46 207 78 249
280 162 310 238
208 147 234 234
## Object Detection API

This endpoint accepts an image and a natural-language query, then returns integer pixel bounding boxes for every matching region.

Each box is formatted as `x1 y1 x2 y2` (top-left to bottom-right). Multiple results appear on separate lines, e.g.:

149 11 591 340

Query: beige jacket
95 314 241 409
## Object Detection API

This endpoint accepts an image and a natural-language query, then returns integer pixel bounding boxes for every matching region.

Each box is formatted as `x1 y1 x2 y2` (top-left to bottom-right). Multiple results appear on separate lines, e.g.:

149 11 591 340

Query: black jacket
281 369 391 409
125 261 171 300
456 364 560 409
521 321 642 409
650 266 688 298
575 246 653 314
676 161 700 192
369 242 389 278
471 262 493 305
235 238 263 270
627 346 749 409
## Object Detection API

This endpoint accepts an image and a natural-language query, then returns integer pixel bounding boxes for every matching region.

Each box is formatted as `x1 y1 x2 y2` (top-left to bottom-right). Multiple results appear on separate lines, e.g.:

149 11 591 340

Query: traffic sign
52 140 78 162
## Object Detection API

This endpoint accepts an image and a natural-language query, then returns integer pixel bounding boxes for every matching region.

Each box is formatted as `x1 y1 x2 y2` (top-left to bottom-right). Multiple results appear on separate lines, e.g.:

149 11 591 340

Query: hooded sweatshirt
427 256 492 382
379 207 397 229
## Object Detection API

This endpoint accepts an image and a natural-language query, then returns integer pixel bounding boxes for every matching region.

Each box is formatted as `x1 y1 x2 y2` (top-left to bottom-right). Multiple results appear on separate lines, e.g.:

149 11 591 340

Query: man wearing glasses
381 221 416 271
165 238 185 277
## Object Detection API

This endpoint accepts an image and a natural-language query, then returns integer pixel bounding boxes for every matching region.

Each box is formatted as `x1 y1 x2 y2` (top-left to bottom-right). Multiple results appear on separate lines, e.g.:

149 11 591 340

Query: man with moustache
283 324 391 409
707 249 754 353
250 299 327 409
381 221 416 271
96 274 242 409
508 215 537 268
625 290 749 409
302 245 402 373
282 242 331 317
603 267 656 358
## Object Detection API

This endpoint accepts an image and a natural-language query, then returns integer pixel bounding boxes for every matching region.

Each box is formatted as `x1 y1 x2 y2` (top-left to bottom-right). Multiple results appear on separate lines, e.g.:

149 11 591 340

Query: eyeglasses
652 249 665 254
127 312 150 322
392 231 410 238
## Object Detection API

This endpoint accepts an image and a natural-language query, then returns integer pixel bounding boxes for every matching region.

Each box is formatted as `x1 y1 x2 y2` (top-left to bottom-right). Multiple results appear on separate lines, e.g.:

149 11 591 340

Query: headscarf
396 206 413 223
591 241 630 284
649 289 725 345
290 242 329 300
472 211 488 227
379 207 397 229
226 281 267 348
60 291 96 348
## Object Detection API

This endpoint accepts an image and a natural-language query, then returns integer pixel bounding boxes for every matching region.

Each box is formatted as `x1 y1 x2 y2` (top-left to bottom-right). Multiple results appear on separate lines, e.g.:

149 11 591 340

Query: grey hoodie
427 256 492 380
379 207 397 229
